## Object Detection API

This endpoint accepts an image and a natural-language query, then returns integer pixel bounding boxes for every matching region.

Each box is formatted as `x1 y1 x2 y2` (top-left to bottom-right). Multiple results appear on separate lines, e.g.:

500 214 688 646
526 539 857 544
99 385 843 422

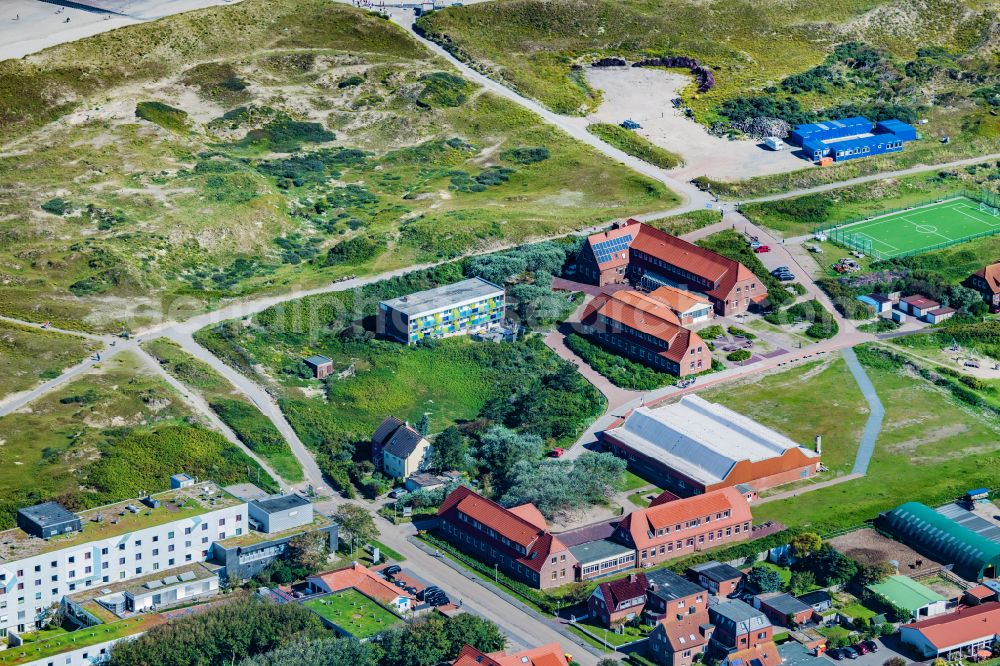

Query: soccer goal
980 201 1000 217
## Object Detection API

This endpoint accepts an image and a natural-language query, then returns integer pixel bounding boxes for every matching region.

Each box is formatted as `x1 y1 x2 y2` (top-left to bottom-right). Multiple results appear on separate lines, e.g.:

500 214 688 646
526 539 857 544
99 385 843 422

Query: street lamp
494 564 498 583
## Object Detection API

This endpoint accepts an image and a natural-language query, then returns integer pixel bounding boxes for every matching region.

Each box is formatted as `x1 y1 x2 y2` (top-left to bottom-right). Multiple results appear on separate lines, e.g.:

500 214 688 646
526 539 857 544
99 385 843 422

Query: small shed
891 309 907 323
900 294 939 317
303 354 334 379
856 294 890 315
867 575 948 620
753 591 815 627
797 590 833 613
924 307 956 324
171 473 195 489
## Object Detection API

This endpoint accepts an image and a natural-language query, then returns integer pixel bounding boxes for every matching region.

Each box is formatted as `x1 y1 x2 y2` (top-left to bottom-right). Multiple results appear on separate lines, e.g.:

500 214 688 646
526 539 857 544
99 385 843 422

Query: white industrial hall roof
605 395 817 486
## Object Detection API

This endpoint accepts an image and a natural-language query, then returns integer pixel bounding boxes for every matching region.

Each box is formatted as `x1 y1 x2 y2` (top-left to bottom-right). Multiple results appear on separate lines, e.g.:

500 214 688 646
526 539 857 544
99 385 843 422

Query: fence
815 189 1000 259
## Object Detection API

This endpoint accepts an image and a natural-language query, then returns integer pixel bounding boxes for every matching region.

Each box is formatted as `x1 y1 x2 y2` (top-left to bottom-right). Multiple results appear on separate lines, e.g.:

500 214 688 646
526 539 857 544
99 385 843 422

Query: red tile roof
973 263 1000 294
585 222 762 304
966 585 995 600
903 601 1000 650
724 641 782 666
453 644 570 666
509 503 548 531
618 487 752 550
901 294 939 309
438 486 570 573
649 285 711 315
580 290 705 363
595 572 649 611
308 563 412 605
649 490 682 507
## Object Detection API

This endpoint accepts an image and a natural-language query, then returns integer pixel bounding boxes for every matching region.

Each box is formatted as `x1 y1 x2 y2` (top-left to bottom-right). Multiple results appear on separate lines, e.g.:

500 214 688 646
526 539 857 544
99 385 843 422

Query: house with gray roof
709 600 773 651
371 415 430 479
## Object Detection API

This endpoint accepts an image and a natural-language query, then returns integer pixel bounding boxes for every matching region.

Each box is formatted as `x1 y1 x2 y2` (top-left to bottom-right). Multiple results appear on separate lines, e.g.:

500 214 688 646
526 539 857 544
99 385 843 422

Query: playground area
824 195 1000 259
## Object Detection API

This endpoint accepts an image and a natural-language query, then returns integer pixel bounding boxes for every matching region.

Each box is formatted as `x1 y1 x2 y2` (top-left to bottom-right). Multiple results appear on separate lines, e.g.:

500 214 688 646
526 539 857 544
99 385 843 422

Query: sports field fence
813 188 1000 260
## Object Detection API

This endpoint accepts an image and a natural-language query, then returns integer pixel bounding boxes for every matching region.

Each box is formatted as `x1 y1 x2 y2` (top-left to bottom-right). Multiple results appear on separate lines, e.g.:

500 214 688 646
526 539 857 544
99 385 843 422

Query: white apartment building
0 482 246 638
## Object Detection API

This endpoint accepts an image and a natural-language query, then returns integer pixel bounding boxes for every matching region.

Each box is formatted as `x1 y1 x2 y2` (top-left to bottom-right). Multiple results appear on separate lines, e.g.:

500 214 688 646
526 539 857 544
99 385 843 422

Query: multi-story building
0 482 244 638
377 277 505 345
576 221 765 316
580 290 709 376
436 486 576 590
644 569 709 625
453 643 570 666
611 488 753 568
688 561 744 597
370 416 431 480
968 262 1000 311
708 600 772 652
588 573 649 627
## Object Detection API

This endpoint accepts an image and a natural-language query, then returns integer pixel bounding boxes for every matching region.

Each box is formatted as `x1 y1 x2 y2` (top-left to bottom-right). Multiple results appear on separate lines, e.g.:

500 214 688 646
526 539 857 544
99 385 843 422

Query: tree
747 565 783 593
286 532 329 574
239 637 381 666
854 561 895 587
806 544 857 586
597 660 622 666
500 453 626 518
475 426 543 491
334 504 378 551
374 614 505 666
429 426 469 472
790 532 822 559
416 413 430 437
883 658 907 666
788 570 816 596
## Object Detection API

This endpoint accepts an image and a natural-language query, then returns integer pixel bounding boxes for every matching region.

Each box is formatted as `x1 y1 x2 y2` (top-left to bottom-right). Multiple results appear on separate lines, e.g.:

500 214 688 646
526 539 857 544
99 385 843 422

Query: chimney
629 573 638 583
814 435 822 454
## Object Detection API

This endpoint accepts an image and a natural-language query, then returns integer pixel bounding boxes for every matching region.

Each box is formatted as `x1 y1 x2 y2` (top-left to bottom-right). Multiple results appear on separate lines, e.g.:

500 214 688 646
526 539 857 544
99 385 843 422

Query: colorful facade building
377 277 505 345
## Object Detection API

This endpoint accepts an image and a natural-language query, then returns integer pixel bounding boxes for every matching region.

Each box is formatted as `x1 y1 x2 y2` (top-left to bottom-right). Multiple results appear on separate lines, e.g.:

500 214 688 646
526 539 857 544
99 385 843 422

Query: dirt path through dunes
582 67 807 182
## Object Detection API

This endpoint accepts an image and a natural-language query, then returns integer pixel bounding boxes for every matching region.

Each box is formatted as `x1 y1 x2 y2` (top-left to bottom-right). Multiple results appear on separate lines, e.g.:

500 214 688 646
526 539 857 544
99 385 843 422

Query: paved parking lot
780 635 916 666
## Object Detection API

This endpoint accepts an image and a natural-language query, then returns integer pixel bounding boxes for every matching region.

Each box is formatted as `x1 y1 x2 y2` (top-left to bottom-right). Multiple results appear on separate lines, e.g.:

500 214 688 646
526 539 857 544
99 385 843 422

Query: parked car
388 488 406 499
828 649 846 661
842 647 859 660
428 594 450 606
777 273 795 282
755 245 771 253
750 241 762 249
853 643 870 655
770 266 789 275
548 447 565 458
418 586 441 601
383 564 402 577
861 641 879 653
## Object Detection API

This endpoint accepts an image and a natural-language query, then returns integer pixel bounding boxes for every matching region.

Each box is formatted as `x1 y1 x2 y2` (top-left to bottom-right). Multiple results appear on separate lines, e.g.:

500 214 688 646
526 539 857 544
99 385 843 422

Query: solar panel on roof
145 580 164 590
162 576 180 585
178 571 197 582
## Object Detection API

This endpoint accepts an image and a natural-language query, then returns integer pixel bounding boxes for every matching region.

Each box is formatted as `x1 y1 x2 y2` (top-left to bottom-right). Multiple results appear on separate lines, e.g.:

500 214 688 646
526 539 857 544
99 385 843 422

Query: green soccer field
826 197 1000 259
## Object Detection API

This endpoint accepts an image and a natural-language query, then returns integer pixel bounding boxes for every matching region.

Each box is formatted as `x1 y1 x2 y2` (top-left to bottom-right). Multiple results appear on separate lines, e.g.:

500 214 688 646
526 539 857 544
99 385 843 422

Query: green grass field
303 590 401 638
828 196 1000 259
0 320 100 401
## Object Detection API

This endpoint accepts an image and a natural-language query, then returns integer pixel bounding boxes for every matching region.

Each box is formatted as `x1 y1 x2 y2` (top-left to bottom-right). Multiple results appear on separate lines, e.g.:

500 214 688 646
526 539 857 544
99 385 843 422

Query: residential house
644 569 709 625
752 592 814 628
579 290 709 377
708 600 773 652
588 572 649 627
307 563 413 614
302 354 333 379
576 220 766 316
612 488 753 567
648 615 712 666
968 262 1000 311
436 486 577 590
602 396 821 495
452 643 569 666
899 602 1000 659
688 561 744 597
797 590 833 613
719 642 782 666
370 416 430 479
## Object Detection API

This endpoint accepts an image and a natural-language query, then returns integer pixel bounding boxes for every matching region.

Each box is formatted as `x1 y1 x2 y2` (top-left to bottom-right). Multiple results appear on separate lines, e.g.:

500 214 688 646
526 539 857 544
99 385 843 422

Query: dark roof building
646 569 706 603
16 502 81 539
753 592 814 627
688 561 745 596
880 502 1000 581
796 590 833 612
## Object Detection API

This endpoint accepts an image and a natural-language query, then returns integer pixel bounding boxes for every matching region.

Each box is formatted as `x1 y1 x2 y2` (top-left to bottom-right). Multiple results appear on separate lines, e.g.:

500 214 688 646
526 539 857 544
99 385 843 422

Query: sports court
826 196 1000 259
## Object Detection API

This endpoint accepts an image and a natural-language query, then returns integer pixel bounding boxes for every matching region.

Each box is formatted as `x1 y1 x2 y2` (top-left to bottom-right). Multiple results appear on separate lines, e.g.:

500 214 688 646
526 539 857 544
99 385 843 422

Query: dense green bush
41 196 72 215
416 72 473 108
135 101 189 132
587 123 682 169
325 235 386 265
769 195 832 224
501 146 550 164
566 333 679 390
238 117 334 151
337 74 365 88
727 350 752 362
765 300 839 339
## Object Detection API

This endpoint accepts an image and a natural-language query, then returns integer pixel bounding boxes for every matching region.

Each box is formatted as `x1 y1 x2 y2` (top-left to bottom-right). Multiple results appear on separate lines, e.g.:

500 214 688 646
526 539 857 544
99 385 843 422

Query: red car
853 643 870 655
754 245 770 253
548 447 565 458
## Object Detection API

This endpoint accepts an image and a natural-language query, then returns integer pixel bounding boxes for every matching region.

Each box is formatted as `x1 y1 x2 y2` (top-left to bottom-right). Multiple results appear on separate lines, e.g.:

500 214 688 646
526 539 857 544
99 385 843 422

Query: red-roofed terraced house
613 487 752 567
899 601 1000 659
437 486 577 589
576 221 766 316
588 572 650 627
452 643 570 666
580 289 710 376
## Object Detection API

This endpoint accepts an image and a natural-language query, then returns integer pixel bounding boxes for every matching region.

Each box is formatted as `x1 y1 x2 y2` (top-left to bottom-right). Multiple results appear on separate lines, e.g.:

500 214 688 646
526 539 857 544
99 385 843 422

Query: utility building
790 116 916 163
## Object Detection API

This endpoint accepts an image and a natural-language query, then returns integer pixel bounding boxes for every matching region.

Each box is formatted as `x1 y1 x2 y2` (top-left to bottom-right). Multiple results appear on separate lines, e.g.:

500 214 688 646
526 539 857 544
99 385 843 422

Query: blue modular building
791 116 917 163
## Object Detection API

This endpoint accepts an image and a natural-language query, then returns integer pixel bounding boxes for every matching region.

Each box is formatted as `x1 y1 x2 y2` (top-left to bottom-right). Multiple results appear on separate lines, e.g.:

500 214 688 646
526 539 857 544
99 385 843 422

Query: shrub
337 74 365 88
324 235 386 265
238 117 334 151
727 350 752 362
765 300 839 339
416 72 473 108
41 197 72 215
727 326 755 339
501 146 550 164
587 123 682 169
135 101 189 132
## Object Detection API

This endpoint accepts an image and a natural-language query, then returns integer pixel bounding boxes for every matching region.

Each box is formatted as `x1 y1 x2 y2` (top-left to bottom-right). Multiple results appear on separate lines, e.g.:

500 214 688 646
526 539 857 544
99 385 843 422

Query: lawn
825 196 1000 259
0 351 274 529
754 561 792 586
0 0 677 333
754 344 1000 534
0 320 100 401
839 603 877 621
142 339 304 483
699 354 867 475
0 615 163 666
617 469 654 492
570 619 648 647
304 589 402 638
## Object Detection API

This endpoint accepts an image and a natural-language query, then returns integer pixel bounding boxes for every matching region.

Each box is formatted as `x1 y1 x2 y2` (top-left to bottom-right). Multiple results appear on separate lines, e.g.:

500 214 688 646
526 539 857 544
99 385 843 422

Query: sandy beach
0 0 243 61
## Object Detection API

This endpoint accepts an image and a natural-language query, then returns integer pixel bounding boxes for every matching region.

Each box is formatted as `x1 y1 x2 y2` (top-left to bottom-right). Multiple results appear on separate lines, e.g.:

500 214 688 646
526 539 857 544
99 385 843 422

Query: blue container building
790 116 916 163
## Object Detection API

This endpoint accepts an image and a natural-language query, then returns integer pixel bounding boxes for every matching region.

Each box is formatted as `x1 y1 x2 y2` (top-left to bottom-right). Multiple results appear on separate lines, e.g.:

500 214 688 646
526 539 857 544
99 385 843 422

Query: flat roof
868 575 946 612
606 395 816 486
568 538 633 564
0 483 240 564
0 615 164 666
216 512 332 548
18 502 79 527
756 591 812 616
646 569 706 601
251 493 311 514
380 277 504 318
71 562 218 605
690 560 744 582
